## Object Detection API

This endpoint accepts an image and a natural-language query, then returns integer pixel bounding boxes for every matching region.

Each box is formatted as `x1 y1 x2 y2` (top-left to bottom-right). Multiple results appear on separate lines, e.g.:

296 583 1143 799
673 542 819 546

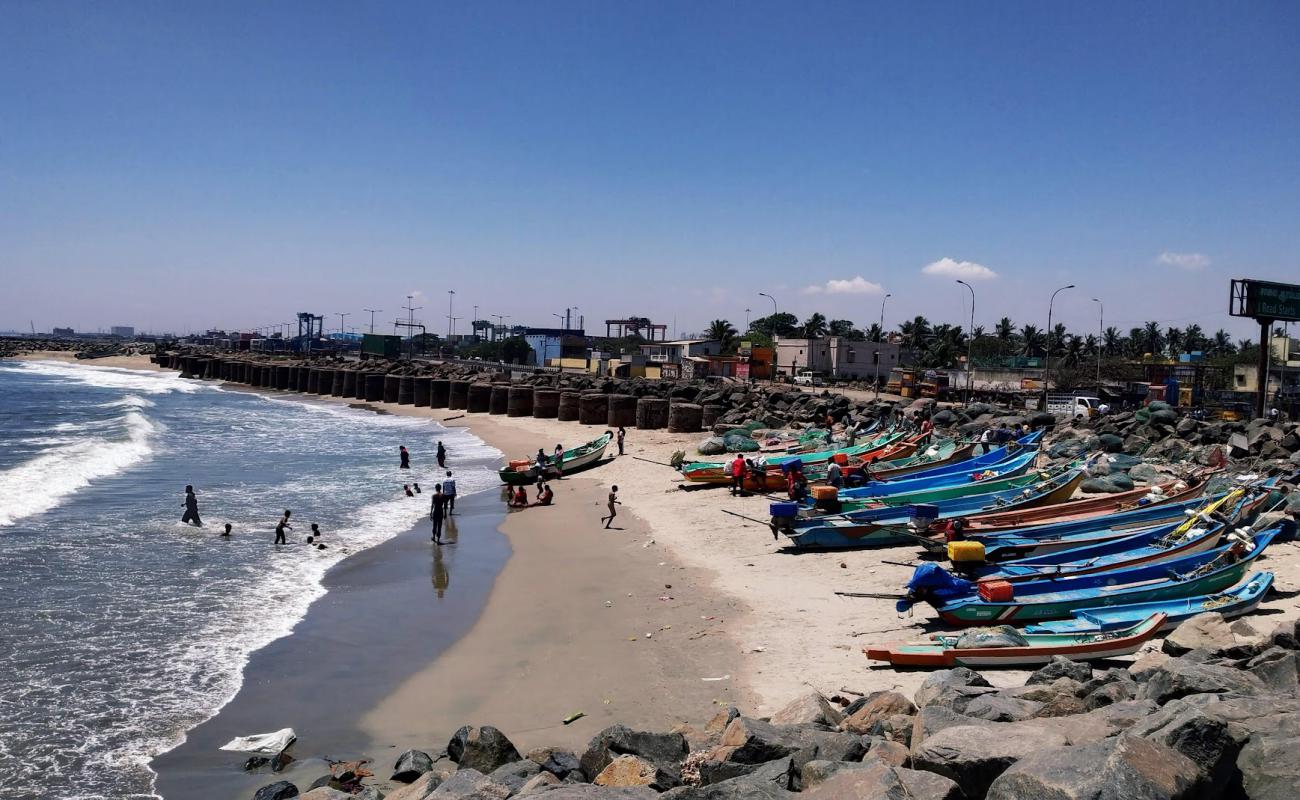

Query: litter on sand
701 675 731 682
563 712 586 725
219 728 296 755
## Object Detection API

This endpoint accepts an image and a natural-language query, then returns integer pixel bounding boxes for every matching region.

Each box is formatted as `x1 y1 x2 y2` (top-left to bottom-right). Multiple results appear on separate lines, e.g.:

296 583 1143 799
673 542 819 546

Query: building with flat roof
774 336 911 380
639 339 724 364
111 326 134 338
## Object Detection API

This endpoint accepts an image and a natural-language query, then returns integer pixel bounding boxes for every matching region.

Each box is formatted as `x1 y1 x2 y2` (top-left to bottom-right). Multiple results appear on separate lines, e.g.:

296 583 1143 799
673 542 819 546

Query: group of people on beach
399 442 459 545
508 481 554 509
180 486 328 550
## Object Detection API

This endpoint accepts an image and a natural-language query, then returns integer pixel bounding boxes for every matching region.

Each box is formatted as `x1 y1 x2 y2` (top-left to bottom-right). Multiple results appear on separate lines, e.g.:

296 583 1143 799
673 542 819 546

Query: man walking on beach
437 441 447 468
275 510 292 544
181 485 202 526
430 484 447 544
730 454 747 496
601 485 621 529
617 426 626 456
442 471 457 514
399 445 410 469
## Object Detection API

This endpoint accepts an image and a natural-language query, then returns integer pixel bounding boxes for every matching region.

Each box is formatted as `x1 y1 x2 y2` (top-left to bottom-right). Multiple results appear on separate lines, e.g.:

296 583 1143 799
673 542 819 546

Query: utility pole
1043 284 1076 410
337 312 350 336
447 290 456 339
402 297 422 353
473 304 479 338
1092 298 1104 395
492 314 504 342
874 293 891 399
957 280 975 406
758 292 778 381
364 308 381 334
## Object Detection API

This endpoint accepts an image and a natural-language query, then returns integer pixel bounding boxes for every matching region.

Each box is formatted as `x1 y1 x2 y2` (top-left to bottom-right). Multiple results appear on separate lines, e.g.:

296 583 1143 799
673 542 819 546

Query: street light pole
1092 298 1103 395
337 312 350 336
956 280 975 406
363 309 381 334
447 290 455 339
758 292 778 381
874 293 891 399
1043 284 1076 410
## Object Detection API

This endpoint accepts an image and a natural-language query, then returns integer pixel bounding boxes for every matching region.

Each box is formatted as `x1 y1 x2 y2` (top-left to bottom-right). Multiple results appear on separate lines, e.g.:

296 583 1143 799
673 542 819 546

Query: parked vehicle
1045 393 1101 419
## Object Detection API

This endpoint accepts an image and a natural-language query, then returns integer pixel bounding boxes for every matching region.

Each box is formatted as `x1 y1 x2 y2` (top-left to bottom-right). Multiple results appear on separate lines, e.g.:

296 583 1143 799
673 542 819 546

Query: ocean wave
0 411 158 528
3 360 202 395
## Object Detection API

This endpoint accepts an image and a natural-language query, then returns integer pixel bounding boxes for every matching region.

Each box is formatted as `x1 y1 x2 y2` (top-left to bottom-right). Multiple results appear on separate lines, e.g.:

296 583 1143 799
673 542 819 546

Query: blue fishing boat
838 431 1043 499
1024 572 1274 635
924 529 1279 625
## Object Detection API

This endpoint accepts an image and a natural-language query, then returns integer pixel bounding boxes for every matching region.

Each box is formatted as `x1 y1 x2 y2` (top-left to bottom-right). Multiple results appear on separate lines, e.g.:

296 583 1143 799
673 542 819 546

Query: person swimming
404 484 414 497
221 523 232 537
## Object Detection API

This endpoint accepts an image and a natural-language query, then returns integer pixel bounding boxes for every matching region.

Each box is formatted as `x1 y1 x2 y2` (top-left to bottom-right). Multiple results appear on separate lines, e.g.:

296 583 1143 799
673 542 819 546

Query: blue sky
2 1 1297 339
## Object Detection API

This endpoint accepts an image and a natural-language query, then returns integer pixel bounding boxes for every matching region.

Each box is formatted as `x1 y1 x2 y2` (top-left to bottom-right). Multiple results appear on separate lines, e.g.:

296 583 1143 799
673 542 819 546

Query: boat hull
498 434 611 485
1025 573 1274 635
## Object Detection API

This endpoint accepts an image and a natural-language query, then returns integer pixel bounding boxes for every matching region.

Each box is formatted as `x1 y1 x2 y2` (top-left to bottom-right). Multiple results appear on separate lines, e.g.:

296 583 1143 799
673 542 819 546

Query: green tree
749 312 799 338
898 316 932 352
866 322 884 343
1141 321 1163 357
828 319 860 337
501 336 532 364
707 319 739 353
1165 326 1184 358
801 312 828 337
1102 327 1124 357
1019 324 1045 357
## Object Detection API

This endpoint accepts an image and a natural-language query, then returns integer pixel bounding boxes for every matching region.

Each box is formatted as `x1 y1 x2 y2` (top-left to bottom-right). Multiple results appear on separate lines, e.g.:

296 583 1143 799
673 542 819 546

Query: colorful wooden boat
865 613 1167 667
778 468 1087 550
1024 572 1274 635
680 432 924 490
943 472 1216 535
497 432 612 485
833 457 1061 514
839 432 1043 498
926 529 1278 626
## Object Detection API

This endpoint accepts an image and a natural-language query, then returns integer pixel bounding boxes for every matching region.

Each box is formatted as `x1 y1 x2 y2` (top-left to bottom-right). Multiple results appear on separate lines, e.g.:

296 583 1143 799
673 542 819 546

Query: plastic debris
701 675 731 682
562 712 586 725
220 728 296 755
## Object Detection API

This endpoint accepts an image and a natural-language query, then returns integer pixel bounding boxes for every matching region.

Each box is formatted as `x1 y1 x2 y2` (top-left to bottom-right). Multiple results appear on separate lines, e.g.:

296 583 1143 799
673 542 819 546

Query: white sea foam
0 411 158 527
1 360 201 395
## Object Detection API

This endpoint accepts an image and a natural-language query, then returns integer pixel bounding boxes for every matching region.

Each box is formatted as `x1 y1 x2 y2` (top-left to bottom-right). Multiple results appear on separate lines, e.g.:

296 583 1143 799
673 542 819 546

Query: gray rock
388 772 442 800
353 788 385 800
518 773 561 795
841 691 916 734
253 783 299 800
529 785 658 800
540 750 582 780
430 768 511 800
910 721 1069 797
660 774 792 800
1247 646 1300 692
393 749 436 783
914 667 992 706
868 714 914 747
909 706 991 748
1236 733 1300 800
448 727 523 775
768 691 844 727
802 760 961 800
1138 658 1268 704
865 737 910 766
1026 655 1092 685
300 790 351 800
593 754 679 791
986 734 1199 800
1130 698 1249 795
580 725 688 781
488 760 542 793
963 694 1044 722
1162 612 1238 656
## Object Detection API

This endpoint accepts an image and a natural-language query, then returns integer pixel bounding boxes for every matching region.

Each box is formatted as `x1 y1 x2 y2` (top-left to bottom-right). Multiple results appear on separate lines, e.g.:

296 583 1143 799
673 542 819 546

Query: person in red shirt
730 455 748 496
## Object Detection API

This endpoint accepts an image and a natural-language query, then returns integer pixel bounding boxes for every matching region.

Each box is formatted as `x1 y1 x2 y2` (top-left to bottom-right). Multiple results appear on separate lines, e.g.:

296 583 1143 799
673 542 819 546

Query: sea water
0 360 501 799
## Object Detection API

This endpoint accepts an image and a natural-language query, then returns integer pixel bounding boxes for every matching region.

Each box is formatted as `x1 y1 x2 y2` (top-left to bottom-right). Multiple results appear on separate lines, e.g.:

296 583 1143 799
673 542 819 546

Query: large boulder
1130 698 1249 795
254 783 299 800
393 749 436 783
802 760 961 800
448 727 523 775
580 726 689 782
1162 613 1238 656
1247 646 1300 693
488 760 543 793
518 773 561 795
1137 659 1268 704
962 694 1044 723
841 691 916 734
300 790 351 800
909 707 992 748
1236 734 1300 800
986 734 1199 800
593 755 678 791
1025 655 1092 685
768 691 844 727
914 667 993 706
524 786 657 800
910 721 1068 797
430 769 512 800
389 772 443 800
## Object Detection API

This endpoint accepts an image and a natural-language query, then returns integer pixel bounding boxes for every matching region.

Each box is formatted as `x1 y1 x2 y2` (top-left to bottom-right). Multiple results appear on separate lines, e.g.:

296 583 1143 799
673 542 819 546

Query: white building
774 336 911 380
639 339 724 364
110 326 135 338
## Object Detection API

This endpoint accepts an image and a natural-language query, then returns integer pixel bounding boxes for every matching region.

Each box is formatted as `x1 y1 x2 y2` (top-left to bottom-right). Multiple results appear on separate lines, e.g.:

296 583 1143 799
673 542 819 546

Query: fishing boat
864 613 1167 667
679 430 919 489
833 451 1045 512
838 432 1043 498
777 467 1087 550
923 529 1278 626
1024 572 1274 635
943 472 1215 535
973 482 1274 562
866 439 977 481
497 432 612 485
961 489 1263 580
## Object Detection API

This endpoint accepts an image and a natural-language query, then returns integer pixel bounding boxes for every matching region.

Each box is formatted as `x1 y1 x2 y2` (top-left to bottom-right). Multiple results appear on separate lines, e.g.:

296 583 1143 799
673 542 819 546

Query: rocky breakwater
242 610 1300 800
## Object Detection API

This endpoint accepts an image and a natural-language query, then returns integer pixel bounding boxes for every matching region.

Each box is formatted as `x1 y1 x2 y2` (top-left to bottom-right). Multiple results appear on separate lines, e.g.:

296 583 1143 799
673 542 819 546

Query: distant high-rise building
111 326 135 338
52 327 74 336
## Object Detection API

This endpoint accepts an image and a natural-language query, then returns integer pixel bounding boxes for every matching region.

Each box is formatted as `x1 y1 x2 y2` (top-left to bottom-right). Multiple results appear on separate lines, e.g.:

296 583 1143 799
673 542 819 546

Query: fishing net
954 625 1030 649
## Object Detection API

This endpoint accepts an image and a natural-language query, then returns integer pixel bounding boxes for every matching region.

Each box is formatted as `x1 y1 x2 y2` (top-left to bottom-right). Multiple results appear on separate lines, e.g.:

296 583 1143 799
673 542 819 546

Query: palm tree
1019 324 1045 357
1103 327 1123 357
1164 327 1184 359
706 319 738 351
801 312 828 338
1210 329 1236 357
1182 324 1206 353
898 316 932 352
1142 322 1163 357
1064 335 1085 367
1048 323 1070 359
866 323 884 343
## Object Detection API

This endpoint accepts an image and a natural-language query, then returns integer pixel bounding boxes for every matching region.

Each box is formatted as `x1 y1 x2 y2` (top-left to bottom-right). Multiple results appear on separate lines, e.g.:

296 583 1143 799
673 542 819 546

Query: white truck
794 370 825 387
1046 394 1102 419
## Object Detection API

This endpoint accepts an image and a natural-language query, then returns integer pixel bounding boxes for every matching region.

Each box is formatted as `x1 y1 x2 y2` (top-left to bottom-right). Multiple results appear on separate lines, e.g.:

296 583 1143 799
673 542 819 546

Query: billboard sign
1230 279 1300 322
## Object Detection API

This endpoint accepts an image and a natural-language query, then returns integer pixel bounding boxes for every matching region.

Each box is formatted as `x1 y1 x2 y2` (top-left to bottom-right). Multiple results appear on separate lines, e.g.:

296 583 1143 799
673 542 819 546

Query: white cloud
801 276 885 295
1156 251 1210 270
921 257 999 281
